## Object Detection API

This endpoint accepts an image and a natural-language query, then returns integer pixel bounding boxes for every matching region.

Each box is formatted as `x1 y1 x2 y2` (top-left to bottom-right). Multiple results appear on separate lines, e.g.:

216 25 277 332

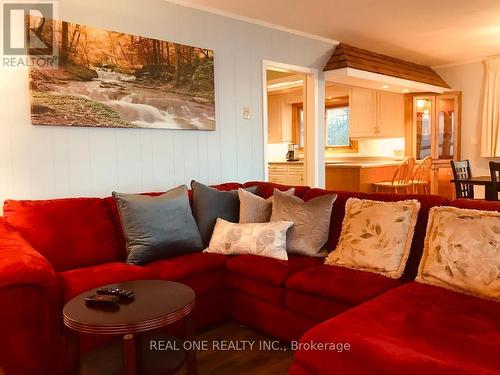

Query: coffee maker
286 143 299 161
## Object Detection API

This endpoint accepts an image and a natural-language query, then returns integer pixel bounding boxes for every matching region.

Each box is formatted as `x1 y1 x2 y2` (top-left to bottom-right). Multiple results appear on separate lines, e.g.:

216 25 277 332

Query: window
293 101 357 152
326 106 350 147
292 104 305 148
298 107 305 147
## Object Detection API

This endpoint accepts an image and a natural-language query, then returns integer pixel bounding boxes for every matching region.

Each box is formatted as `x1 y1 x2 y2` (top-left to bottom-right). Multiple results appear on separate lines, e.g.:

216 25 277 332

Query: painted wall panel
0 0 333 212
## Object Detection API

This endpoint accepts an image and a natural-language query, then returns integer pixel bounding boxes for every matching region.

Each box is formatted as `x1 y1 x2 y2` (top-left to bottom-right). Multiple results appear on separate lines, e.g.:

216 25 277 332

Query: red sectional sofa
290 198 500 375
0 181 498 375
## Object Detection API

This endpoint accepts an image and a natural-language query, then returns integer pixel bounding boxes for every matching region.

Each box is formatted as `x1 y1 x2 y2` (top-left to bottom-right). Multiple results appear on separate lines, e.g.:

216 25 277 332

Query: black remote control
96 287 135 300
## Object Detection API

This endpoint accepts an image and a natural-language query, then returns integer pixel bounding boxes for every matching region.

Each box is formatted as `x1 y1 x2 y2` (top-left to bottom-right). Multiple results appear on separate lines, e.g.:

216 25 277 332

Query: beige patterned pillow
270 190 337 257
417 206 500 301
238 188 295 223
325 198 421 278
204 218 293 260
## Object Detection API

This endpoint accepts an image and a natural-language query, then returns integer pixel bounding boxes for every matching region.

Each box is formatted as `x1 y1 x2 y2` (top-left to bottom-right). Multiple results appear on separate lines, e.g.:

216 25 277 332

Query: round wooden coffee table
63 280 196 375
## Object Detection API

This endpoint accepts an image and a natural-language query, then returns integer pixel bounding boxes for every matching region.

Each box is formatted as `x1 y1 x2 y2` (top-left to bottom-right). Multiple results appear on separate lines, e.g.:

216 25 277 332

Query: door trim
262 60 323 187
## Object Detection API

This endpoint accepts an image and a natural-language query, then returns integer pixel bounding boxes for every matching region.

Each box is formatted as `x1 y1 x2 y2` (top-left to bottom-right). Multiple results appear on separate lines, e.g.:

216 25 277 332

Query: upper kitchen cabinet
349 87 404 139
268 92 299 143
349 87 375 138
267 73 305 144
377 91 405 137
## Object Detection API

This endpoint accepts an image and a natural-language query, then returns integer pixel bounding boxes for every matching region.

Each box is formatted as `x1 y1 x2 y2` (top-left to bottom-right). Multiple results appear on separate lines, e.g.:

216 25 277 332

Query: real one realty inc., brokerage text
149 340 351 353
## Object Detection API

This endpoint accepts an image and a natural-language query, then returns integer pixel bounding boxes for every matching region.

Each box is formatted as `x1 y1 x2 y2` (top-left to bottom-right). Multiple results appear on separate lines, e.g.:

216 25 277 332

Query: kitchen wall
435 61 488 197
0 0 334 212
326 138 405 158
268 138 404 162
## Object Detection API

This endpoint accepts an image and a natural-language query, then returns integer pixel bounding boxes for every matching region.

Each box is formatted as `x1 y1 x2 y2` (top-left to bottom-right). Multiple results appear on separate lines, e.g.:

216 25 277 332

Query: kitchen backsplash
268 137 405 161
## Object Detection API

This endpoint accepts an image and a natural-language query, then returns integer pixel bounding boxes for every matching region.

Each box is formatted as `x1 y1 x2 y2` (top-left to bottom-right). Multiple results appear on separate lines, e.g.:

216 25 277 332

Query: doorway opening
262 61 321 187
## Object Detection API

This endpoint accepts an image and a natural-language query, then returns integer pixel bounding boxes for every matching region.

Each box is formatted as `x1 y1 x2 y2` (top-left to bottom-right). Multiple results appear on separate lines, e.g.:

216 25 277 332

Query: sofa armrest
0 218 56 292
0 218 61 374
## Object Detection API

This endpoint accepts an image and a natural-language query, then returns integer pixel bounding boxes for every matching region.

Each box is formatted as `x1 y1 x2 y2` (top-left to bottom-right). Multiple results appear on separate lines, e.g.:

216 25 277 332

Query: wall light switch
471 136 478 145
243 107 251 120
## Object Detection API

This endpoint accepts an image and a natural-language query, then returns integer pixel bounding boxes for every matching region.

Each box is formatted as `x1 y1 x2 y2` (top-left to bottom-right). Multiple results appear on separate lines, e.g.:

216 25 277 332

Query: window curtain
481 57 500 157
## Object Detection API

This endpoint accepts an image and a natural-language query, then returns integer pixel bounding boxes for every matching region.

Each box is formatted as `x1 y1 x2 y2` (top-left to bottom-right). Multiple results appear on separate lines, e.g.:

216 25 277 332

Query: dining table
450 175 499 201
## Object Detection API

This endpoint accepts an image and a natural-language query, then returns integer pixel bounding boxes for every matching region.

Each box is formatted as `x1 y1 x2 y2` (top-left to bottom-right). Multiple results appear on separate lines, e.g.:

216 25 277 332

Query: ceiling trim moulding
165 0 339 45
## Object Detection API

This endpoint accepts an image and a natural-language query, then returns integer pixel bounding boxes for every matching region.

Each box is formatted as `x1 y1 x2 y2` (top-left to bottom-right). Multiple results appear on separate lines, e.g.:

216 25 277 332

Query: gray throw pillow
270 189 337 257
238 187 295 223
113 185 203 265
191 181 257 245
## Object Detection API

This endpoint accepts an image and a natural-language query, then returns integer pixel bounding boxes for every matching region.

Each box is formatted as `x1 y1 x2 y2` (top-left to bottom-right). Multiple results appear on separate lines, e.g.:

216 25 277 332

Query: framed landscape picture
28 16 215 130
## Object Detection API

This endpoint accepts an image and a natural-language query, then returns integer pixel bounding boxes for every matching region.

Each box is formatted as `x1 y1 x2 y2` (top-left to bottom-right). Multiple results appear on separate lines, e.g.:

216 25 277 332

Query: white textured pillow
204 218 293 260
238 188 295 223
325 198 421 278
417 206 500 301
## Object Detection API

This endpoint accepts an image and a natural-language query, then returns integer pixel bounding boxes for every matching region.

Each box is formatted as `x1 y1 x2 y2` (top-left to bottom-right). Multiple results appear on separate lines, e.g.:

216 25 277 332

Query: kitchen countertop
269 160 401 168
325 161 401 168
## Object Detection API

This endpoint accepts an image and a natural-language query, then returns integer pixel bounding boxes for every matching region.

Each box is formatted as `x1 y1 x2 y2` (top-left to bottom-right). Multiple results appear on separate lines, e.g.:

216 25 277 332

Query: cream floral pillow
325 198 421 278
417 206 500 301
204 218 293 260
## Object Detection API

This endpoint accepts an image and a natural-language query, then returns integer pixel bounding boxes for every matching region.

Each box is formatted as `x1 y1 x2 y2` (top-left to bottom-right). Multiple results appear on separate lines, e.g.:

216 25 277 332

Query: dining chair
489 161 500 199
412 156 432 194
373 157 415 194
450 159 474 199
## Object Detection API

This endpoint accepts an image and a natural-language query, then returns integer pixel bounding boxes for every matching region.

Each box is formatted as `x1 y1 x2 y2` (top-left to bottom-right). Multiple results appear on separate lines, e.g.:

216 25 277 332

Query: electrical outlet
243 107 251 120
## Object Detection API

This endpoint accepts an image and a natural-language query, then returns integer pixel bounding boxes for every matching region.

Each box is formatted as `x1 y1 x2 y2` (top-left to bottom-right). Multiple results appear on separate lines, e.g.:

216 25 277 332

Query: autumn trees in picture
29 16 216 130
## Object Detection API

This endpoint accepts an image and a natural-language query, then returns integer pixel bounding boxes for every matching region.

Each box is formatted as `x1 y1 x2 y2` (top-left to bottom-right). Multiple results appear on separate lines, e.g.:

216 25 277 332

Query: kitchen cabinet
378 91 405 137
349 88 404 138
349 87 376 138
267 94 292 143
268 163 304 185
268 163 287 184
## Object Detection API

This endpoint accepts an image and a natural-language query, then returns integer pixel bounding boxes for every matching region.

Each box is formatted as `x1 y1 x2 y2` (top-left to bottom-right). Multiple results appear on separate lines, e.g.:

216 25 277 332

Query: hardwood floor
176 322 294 375
78 322 294 374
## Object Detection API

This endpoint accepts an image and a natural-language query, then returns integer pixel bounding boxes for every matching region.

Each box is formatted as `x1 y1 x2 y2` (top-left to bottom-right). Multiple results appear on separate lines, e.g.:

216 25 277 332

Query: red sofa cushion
3 198 121 272
293 282 500 374
286 290 349 322
227 272 285 306
231 292 316 342
145 252 227 280
242 181 310 199
226 254 323 286
0 218 56 294
180 270 226 297
286 264 403 306
302 189 449 279
58 262 156 302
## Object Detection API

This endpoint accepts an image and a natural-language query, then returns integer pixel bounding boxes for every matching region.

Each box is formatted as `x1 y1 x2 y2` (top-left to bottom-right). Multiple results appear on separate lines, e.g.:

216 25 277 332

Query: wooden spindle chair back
392 157 415 186
412 156 432 193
